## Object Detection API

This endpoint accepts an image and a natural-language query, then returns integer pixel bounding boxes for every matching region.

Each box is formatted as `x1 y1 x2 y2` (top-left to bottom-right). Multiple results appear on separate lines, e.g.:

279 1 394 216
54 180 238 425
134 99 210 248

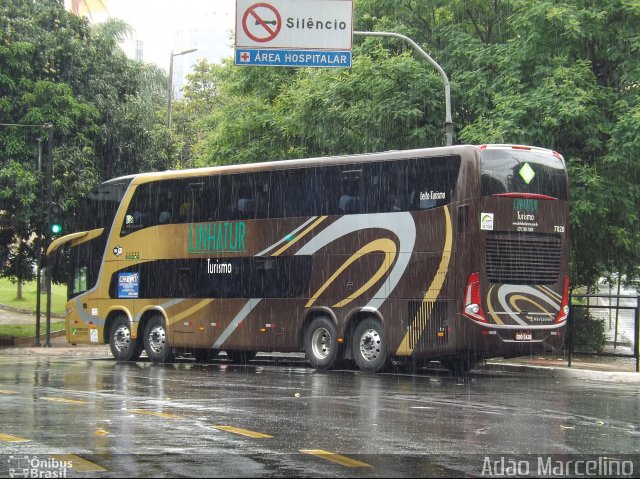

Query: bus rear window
480 149 567 200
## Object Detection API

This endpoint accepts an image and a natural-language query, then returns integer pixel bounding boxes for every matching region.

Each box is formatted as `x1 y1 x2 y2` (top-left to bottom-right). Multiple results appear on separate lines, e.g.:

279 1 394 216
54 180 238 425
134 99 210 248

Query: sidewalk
483 354 639 383
0 334 111 357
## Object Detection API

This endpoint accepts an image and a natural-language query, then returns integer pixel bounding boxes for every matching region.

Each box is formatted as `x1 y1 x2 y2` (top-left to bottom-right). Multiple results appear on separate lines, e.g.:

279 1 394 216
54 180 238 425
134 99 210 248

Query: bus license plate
515 331 533 341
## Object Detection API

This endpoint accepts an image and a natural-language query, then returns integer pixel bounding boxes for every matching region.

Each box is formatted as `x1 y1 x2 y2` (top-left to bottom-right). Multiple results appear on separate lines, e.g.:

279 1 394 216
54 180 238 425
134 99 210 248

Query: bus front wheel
143 315 174 363
352 318 389 373
109 316 142 362
304 316 338 370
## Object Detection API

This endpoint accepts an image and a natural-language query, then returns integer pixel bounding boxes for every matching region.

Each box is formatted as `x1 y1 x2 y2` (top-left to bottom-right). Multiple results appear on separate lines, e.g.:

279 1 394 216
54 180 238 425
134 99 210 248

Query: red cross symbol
240 51 250 62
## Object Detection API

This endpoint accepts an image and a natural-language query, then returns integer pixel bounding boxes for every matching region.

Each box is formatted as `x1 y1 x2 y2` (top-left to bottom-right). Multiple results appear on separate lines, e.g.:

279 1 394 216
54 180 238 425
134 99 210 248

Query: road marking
212 425 273 439
42 397 89 405
128 409 181 419
300 449 372 468
0 433 30 443
0 389 17 395
51 454 107 472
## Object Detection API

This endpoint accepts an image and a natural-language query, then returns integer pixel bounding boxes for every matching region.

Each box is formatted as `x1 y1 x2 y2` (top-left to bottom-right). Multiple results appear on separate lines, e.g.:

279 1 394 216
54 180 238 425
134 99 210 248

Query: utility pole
0 122 54 347
353 31 454 146
35 137 43 346
44 123 54 347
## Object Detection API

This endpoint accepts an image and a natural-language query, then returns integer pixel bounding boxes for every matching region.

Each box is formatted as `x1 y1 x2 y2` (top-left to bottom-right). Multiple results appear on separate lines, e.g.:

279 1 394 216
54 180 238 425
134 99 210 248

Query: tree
0 0 173 290
1 0 98 291
173 0 640 288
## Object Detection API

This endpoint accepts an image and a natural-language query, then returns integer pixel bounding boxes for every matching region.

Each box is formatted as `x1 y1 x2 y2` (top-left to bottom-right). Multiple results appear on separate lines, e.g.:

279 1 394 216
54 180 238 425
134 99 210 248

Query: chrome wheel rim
359 328 381 362
113 325 131 353
149 325 166 354
311 328 331 360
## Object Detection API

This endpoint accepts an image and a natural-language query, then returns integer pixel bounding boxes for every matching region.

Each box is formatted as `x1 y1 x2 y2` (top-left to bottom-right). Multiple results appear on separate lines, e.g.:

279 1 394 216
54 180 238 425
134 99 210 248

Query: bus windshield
68 178 132 299
74 178 132 231
480 148 567 200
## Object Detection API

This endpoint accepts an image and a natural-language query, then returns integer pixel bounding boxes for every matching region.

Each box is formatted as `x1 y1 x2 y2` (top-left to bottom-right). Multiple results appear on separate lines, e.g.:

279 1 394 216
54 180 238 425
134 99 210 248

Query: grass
0 322 65 338
0 278 67 315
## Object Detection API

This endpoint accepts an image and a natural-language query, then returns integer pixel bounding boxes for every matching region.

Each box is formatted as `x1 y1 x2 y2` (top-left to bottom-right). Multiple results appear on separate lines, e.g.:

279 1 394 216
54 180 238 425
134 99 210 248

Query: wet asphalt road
0 356 638 477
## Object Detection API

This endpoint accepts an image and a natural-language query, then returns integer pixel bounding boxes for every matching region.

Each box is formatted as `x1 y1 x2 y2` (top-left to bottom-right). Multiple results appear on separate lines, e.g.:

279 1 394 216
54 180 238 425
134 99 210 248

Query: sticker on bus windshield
519 162 536 184
118 272 140 298
481 213 494 231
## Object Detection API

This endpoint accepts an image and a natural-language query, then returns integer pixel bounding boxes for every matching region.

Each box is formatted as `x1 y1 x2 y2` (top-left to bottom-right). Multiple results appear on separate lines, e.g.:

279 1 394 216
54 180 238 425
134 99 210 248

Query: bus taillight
463 272 488 323
555 275 570 323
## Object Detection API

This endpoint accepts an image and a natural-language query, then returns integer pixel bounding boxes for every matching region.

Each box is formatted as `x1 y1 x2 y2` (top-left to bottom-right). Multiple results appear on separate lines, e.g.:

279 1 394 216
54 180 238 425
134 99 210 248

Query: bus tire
352 317 389 373
304 316 338 370
109 315 142 362
143 315 174 363
225 350 257 364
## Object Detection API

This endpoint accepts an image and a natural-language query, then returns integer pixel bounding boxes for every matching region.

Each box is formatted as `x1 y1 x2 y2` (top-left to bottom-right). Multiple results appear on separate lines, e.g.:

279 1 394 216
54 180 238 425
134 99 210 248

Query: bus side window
235 172 269 220
269 169 313 219
122 183 153 235
237 198 256 218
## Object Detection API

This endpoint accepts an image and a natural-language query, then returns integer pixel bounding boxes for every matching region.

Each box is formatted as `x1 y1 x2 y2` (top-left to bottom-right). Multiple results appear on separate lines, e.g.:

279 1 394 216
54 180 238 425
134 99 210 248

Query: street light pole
166 48 197 129
35 136 43 346
44 123 54 347
353 31 454 146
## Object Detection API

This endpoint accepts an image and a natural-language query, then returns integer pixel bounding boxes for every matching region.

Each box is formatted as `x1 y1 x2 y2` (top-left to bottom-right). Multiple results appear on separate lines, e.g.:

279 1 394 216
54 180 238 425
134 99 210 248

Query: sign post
235 0 353 68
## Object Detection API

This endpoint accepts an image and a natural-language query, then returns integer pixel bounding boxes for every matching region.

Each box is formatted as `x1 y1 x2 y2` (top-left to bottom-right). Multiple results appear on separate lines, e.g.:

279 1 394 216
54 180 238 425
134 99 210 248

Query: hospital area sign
235 0 353 67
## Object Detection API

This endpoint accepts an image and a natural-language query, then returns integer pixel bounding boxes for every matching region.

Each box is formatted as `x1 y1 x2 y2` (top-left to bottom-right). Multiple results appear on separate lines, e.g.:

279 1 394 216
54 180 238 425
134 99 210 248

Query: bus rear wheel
352 317 389 373
304 316 338 370
143 315 174 363
109 316 142 362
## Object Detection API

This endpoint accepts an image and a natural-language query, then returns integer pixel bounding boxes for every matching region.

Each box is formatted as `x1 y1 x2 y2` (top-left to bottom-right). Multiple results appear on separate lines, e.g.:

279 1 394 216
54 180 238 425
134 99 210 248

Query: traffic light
50 203 63 236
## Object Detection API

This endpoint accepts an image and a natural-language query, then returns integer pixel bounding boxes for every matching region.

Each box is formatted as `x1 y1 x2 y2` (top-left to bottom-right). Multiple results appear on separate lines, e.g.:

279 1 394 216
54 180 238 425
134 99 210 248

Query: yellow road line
51 454 107 472
212 425 273 439
0 389 17 394
0 433 30 443
300 449 371 468
42 397 89 405
128 409 181 419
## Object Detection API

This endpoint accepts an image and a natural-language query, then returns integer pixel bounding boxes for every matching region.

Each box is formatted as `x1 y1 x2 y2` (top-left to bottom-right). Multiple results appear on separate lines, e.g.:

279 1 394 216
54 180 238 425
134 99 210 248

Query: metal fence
568 294 639 372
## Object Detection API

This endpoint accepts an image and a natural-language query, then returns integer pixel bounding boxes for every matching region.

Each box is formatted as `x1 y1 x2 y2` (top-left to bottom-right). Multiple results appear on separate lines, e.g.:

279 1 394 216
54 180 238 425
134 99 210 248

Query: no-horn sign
236 0 353 67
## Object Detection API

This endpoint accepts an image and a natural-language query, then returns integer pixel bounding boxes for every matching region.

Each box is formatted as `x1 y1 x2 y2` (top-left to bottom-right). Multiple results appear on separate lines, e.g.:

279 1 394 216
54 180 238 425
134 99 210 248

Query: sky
77 0 237 71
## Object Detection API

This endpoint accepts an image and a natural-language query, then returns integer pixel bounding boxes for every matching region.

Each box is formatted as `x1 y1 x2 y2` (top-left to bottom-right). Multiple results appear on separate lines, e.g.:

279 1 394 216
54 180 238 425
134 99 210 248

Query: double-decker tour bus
47 144 569 373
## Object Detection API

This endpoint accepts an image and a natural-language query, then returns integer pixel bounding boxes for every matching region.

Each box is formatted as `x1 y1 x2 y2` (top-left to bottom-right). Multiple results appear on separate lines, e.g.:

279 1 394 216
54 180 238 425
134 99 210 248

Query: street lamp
166 48 197 129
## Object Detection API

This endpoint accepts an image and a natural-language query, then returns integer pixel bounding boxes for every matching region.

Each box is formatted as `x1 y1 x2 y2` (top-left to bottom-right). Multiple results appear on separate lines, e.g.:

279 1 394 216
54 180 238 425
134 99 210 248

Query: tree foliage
0 0 171 286
1 0 638 291
173 0 640 288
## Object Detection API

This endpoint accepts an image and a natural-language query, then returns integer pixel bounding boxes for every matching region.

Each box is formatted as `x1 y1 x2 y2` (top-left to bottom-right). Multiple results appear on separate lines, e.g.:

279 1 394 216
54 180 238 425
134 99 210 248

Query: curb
0 330 66 347
481 361 640 383
0 302 65 319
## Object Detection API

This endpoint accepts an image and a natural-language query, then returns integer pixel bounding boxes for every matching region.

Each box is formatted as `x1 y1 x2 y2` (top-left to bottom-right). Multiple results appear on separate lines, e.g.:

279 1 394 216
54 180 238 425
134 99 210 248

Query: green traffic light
51 223 62 235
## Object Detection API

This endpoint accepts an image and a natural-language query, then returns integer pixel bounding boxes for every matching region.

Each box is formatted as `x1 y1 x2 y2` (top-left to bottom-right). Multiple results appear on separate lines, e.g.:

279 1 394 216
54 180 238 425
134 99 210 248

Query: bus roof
108 145 480 186
480 144 564 162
